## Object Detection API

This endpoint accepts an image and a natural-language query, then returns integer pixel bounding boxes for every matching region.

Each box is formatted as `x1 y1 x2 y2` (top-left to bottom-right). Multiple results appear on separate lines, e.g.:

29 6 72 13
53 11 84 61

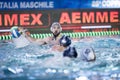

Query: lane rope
0 31 120 40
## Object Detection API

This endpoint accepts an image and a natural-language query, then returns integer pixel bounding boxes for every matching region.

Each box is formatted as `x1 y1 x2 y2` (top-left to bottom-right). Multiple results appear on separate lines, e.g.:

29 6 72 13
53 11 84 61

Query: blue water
0 36 120 80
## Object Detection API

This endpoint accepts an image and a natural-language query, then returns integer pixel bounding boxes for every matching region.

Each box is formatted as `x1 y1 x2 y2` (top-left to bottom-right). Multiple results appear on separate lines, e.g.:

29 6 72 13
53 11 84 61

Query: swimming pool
0 36 120 80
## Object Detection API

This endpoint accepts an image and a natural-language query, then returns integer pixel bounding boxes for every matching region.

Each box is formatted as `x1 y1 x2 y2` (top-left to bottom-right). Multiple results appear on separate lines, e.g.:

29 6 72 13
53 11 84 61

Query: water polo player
80 47 96 62
58 35 96 61
10 22 63 48
58 35 78 58
35 22 62 45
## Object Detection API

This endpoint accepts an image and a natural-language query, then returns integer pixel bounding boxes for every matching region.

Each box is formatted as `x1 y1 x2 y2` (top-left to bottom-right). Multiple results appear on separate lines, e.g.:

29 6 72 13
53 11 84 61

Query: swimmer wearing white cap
35 22 62 45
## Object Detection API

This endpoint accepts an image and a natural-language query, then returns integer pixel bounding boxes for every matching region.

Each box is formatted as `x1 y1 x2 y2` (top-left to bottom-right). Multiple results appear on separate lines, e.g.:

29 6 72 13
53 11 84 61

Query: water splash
0 36 120 80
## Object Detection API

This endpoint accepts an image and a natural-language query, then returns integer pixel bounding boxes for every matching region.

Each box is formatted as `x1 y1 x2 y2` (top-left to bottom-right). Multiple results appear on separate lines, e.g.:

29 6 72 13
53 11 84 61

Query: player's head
50 22 62 36
59 35 71 47
81 47 96 62
63 47 78 58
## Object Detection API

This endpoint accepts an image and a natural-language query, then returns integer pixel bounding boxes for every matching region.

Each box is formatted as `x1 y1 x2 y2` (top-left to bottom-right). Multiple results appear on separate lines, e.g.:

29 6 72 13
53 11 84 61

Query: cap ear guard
50 22 62 32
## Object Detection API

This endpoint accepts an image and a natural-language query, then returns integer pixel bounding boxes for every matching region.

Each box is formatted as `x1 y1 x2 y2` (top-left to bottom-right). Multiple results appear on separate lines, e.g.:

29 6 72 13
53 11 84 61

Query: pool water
0 36 120 80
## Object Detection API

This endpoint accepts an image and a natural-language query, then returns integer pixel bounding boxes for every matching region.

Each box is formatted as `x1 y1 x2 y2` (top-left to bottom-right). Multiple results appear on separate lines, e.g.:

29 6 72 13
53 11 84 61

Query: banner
0 0 120 10
0 8 120 33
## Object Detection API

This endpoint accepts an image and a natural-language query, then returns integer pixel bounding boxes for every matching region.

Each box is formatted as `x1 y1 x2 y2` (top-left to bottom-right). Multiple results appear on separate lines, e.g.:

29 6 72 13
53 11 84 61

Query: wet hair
63 47 78 58
50 22 62 32
59 35 71 47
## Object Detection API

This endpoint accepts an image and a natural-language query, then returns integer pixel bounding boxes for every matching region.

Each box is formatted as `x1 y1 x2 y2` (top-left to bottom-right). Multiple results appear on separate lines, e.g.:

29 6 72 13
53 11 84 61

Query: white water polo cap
50 22 62 32
59 35 71 47
81 47 96 62
10 26 21 38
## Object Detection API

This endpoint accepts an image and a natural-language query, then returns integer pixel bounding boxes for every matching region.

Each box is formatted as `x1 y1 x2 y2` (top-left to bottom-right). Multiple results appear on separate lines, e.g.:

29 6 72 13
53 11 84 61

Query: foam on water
0 36 120 80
